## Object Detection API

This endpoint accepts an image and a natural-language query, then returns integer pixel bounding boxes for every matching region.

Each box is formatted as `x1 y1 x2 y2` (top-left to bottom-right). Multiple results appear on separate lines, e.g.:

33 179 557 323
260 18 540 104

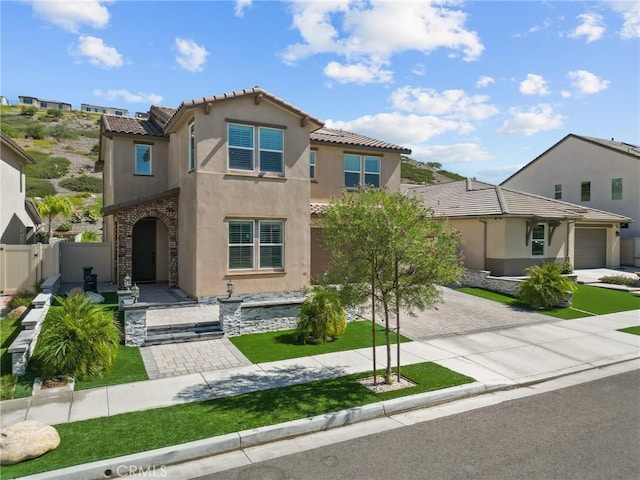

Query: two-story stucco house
501 134 640 267
1 132 43 244
97 87 410 298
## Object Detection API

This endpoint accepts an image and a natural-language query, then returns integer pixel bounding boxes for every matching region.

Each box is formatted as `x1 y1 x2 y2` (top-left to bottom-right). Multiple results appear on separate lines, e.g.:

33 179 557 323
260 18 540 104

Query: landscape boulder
7 306 27 320
0 421 61 465
84 291 105 304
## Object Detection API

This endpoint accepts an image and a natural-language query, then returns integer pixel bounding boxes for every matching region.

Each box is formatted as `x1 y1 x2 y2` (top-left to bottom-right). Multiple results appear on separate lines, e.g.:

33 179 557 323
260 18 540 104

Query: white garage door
575 229 607 268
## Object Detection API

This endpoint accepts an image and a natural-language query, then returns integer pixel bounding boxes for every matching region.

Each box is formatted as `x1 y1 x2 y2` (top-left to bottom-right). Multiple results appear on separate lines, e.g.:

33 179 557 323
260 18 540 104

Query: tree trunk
383 300 391 384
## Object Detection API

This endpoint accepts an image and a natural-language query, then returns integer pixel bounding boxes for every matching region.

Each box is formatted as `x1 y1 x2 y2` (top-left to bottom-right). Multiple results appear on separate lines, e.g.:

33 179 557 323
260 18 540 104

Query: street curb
14 382 487 480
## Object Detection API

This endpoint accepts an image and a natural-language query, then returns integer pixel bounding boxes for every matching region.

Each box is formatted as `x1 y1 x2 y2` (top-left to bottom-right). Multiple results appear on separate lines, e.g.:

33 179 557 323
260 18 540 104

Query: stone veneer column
123 301 147 346
217 296 243 337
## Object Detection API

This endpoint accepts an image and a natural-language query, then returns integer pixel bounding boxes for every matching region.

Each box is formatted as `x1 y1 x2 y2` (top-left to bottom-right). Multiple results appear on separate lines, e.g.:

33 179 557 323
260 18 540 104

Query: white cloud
567 70 610 94
569 12 606 43
27 0 111 32
476 75 495 88
93 89 163 105
72 35 123 69
326 112 471 145
498 104 566 136
529 19 552 34
391 86 499 121
324 61 393 84
175 38 209 72
519 74 550 96
235 0 252 18
282 0 483 84
608 1 640 38
412 143 494 164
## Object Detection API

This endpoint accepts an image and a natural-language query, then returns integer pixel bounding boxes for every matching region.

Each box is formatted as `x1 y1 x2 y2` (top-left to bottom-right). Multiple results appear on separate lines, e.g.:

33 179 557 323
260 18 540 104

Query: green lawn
457 284 640 319
231 320 412 363
0 361 474 479
618 325 640 335
74 346 148 390
0 316 22 399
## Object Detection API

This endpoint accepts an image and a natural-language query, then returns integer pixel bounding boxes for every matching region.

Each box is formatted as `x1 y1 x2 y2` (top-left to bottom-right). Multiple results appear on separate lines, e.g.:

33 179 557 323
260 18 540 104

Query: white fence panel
0 243 60 295
60 242 112 283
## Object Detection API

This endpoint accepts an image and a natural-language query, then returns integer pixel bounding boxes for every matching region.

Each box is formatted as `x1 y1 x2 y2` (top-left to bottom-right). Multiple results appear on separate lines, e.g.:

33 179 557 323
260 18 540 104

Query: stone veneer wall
114 194 178 288
463 269 578 296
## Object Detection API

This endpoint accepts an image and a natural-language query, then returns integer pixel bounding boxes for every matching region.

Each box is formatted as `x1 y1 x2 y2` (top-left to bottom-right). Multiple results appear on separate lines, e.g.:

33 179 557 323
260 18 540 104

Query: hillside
400 156 465 185
1 105 103 239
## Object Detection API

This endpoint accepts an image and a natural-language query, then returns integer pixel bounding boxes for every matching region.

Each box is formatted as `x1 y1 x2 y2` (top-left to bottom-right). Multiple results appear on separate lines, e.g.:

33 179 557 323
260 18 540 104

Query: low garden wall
462 269 578 297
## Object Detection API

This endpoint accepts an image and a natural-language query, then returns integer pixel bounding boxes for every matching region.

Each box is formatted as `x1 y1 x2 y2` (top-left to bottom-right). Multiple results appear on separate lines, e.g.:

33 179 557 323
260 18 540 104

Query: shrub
56 222 72 232
295 287 347 344
599 275 640 288
0 124 19 138
518 262 578 310
47 124 78 141
31 295 121 380
560 258 574 274
46 109 63 118
8 291 35 310
81 231 99 242
26 178 56 198
59 176 102 193
69 211 84 223
25 151 70 178
20 106 38 116
25 124 46 140
90 142 100 155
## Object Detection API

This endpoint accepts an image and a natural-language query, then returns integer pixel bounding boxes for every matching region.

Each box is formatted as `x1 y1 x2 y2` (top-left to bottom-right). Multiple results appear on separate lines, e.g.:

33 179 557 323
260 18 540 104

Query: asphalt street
199 369 640 480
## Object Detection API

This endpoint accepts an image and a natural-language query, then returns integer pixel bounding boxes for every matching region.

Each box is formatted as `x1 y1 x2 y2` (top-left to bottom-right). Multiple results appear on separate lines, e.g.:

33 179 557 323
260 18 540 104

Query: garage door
575 229 606 268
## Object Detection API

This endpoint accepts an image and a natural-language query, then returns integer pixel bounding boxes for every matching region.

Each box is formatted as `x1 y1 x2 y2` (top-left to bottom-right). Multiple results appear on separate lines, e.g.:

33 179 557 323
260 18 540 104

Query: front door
132 218 156 282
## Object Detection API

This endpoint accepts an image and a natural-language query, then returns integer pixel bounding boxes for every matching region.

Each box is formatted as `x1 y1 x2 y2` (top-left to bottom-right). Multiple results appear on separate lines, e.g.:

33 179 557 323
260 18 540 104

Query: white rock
0 420 61 465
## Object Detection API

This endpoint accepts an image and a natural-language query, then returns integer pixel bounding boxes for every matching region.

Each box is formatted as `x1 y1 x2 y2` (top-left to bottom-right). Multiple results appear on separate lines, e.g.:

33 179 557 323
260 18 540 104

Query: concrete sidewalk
1 309 638 429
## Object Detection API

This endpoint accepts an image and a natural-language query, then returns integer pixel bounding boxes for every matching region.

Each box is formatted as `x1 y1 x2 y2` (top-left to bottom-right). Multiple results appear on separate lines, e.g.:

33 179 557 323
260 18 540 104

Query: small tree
518 262 578 309
321 188 464 384
36 195 73 241
295 287 347 344
31 295 121 380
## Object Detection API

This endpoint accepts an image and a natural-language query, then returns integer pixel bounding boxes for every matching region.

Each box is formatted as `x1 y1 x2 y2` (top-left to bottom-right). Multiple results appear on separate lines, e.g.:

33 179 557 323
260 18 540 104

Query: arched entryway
132 217 170 282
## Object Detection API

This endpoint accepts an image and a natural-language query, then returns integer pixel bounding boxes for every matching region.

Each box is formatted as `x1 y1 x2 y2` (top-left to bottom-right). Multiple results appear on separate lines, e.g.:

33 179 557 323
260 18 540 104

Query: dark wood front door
132 218 156 282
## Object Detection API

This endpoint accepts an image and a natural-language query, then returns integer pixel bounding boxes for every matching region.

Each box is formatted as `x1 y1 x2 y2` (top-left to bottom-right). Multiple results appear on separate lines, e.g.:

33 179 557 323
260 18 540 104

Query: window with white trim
531 224 545 257
228 123 284 173
309 150 316 180
344 154 381 188
135 144 152 175
228 220 284 270
188 121 196 171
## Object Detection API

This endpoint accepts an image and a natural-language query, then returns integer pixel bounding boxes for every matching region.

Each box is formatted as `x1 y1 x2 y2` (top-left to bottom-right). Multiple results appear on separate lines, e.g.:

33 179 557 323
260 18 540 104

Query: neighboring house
81 104 128 116
408 179 630 276
501 134 640 267
0 132 43 244
18 96 72 111
97 86 409 298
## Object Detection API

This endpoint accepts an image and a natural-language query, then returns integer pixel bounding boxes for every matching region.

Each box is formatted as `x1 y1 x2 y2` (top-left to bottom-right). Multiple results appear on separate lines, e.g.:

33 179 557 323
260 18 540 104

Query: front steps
145 321 224 345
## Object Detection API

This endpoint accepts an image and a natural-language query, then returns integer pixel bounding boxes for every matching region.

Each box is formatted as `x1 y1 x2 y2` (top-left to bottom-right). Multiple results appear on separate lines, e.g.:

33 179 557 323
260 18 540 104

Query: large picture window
135 144 152 175
228 220 284 270
531 224 545 257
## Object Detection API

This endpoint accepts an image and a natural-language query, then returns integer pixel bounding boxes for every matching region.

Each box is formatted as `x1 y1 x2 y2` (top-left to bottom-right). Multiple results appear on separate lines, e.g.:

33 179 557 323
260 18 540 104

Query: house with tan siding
408 179 630 276
97 87 409 298
501 134 640 267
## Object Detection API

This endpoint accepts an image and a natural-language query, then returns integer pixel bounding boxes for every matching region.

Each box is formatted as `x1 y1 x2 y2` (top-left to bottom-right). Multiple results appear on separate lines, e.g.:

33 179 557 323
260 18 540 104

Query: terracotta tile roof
310 128 411 154
149 106 177 127
102 115 167 137
164 86 324 133
408 179 631 223
310 203 328 215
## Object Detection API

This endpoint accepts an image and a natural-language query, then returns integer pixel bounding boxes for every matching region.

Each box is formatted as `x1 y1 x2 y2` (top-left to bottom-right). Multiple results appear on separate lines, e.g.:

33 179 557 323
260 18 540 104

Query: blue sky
2 0 638 183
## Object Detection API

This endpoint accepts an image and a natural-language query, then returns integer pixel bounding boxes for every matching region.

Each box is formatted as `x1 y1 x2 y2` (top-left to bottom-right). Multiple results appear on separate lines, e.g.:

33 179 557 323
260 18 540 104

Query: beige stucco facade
502 135 639 266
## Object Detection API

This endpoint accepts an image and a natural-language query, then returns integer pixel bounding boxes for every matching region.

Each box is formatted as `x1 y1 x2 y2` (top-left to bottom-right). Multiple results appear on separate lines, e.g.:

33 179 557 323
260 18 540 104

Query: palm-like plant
31 294 121 380
295 287 347 344
518 261 578 310
36 195 73 241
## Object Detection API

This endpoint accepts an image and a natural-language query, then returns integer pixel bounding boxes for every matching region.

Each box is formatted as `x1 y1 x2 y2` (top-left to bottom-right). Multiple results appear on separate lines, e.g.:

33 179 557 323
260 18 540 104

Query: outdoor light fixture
226 280 234 298
131 283 140 303
124 274 132 291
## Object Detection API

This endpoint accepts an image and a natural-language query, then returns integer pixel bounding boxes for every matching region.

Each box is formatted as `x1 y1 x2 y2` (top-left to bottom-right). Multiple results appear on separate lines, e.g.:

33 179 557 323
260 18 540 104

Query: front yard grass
230 320 412 363
0 316 22 399
618 325 640 335
457 284 640 319
0 361 474 479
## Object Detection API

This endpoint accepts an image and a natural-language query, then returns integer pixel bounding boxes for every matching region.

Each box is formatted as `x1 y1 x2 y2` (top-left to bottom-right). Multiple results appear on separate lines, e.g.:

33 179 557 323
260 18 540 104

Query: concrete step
146 321 220 335
144 321 223 345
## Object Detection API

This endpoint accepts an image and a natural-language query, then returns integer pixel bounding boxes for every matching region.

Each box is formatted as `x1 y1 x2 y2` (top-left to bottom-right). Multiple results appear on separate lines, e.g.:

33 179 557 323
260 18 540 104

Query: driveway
395 286 553 341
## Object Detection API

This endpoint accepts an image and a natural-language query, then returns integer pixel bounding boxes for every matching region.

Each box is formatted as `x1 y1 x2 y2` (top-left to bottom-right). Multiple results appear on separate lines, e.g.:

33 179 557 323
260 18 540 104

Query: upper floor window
228 123 284 174
344 154 381 188
135 144 152 175
309 150 316 180
531 224 545 257
580 181 591 202
612 178 622 200
554 184 562 200
188 121 196 171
